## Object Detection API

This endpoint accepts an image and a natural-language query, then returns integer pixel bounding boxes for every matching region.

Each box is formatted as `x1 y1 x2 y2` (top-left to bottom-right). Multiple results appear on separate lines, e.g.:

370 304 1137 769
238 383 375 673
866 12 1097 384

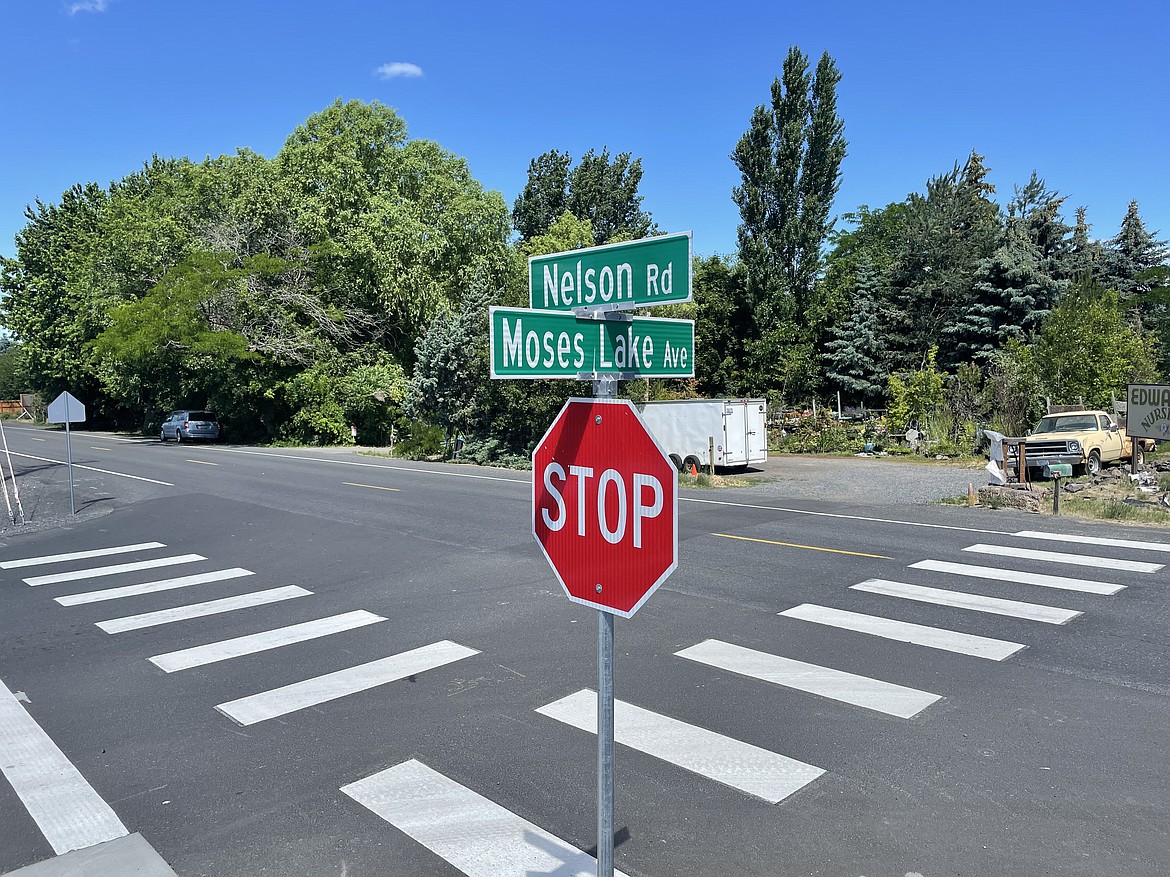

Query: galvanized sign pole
597 605 614 877
47 391 86 515
521 233 688 877
593 375 616 877
64 397 75 514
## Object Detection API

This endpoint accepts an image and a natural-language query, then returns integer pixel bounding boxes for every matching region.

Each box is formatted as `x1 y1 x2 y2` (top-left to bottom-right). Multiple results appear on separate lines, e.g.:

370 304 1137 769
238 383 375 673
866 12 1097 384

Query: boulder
978 486 1041 512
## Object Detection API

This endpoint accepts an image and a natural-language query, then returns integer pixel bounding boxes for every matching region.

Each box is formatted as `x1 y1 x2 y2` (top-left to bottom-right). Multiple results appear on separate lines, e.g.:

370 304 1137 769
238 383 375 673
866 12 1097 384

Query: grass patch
1058 495 1170 525
679 472 758 489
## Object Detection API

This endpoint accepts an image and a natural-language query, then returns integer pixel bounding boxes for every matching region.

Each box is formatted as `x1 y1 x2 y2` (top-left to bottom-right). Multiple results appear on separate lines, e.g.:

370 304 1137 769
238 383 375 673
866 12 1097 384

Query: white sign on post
47 391 86 514
47 391 86 424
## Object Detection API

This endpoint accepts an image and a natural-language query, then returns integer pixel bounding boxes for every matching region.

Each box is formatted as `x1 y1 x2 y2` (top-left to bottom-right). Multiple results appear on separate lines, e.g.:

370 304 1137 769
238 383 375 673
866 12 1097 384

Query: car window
188 411 217 421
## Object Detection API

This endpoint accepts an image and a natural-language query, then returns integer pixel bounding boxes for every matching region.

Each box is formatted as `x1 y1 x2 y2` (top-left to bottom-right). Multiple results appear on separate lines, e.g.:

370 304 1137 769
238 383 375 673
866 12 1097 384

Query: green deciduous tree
278 99 511 357
512 150 572 242
692 255 752 397
1030 279 1158 407
512 149 655 245
731 46 846 400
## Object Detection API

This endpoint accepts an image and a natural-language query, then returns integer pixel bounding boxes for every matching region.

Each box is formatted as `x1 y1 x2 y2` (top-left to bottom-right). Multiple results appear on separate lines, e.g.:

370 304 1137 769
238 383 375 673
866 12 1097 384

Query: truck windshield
1033 415 1098 433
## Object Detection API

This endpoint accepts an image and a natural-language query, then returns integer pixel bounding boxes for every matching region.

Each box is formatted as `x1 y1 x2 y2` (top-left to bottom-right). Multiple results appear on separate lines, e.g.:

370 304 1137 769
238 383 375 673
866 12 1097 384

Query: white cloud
67 0 109 13
375 62 423 80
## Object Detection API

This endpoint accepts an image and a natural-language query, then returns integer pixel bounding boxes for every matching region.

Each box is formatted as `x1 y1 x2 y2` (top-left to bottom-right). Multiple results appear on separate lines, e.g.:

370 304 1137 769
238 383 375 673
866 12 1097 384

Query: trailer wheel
669 454 683 472
683 455 702 474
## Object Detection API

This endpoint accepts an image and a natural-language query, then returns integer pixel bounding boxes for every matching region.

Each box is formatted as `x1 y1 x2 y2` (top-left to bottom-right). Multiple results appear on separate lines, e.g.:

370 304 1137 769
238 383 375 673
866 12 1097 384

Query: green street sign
529 231 692 313
490 306 694 379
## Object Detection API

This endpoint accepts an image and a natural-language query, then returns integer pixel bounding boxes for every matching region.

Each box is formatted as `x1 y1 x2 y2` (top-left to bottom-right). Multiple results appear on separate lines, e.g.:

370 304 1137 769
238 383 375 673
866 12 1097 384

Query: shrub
394 421 444 458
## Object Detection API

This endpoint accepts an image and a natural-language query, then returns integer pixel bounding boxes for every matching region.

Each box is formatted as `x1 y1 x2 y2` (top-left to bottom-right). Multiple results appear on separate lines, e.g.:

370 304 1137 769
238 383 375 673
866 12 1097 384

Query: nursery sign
1126 383 1170 441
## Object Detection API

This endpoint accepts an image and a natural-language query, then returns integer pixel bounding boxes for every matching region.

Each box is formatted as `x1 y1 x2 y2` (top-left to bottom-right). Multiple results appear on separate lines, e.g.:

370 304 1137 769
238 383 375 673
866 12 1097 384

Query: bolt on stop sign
533 397 678 617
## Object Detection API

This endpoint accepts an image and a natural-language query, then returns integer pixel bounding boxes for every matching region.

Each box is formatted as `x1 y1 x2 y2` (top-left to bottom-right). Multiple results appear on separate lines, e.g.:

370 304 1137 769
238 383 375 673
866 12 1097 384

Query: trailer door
747 401 767 463
721 402 746 465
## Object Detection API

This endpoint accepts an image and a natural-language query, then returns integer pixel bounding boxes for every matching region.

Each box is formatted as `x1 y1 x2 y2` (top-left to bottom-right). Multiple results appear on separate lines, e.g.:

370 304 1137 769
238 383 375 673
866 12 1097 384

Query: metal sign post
47 391 86 515
597 607 615 877
522 234 688 877
65 407 75 514
593 375 616 877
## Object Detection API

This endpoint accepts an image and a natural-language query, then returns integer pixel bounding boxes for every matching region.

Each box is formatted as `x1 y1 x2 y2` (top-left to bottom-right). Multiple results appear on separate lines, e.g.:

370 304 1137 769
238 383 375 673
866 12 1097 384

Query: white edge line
680 495 1013 534
8 452 173 486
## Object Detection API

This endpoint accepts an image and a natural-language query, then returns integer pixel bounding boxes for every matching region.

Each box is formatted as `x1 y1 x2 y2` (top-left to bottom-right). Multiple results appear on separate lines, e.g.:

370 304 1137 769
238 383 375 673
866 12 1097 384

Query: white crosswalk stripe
216 640 479 726
149 610 386 672
675 639 940 718
909 559 1124 595
97 586 311 633
24 554 206 587
851 579 1081 625
779 603 1026 660
1014 530 1170 553
55 568 254 606
537 688 824 803
0 542 166 569
341 759 630 877
963 543 1162 573
0 679 128 854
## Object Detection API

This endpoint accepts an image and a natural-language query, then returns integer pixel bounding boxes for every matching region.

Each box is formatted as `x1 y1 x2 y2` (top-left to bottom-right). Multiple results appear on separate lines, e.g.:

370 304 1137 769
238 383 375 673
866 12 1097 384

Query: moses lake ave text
498 316 689 373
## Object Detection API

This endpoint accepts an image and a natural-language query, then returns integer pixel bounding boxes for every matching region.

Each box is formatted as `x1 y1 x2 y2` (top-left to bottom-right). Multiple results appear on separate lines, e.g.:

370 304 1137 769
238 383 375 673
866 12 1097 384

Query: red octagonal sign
533 397 678 618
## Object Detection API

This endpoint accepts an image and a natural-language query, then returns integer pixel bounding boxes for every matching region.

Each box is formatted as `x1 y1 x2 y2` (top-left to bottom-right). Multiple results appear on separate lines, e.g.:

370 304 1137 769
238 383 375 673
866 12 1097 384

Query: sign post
47 391 86 514
503 232 690 876
532 397 678 876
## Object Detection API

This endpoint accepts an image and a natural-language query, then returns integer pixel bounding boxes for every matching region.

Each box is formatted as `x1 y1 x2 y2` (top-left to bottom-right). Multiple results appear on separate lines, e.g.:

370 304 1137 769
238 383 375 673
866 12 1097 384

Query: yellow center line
344 481 401 492
713 532 891 559
186 459 218 466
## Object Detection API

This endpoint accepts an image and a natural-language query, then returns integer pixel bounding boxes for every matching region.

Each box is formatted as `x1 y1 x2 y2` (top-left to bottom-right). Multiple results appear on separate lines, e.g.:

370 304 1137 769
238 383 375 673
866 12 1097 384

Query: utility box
635 398 768 471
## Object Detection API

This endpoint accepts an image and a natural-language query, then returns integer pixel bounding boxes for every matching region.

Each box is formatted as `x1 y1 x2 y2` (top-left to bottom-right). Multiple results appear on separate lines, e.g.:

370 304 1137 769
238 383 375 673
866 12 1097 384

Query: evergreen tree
1066 206 1105 279
823 258 888 404
1103 200 1169 297
951 174 1070 362
885 152 1001 372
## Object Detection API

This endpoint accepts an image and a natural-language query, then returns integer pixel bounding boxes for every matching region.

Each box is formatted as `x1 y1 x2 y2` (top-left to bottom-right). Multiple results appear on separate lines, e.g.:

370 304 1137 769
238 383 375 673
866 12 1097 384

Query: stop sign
533 397 678 617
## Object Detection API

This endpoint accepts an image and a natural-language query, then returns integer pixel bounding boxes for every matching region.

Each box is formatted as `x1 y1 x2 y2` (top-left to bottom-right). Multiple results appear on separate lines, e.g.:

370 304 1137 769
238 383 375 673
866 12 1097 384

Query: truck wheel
683 455 701 474
1135 445 1145 467
669 454 683 472
1085 450 1101 476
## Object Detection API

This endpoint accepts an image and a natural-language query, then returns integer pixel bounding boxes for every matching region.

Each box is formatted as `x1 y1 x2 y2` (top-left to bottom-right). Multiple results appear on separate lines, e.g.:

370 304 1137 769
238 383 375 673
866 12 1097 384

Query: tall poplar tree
731 46 846 399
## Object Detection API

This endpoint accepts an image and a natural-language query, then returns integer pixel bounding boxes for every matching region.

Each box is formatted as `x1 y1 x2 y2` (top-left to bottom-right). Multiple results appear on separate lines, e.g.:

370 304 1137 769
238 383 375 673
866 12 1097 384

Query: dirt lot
723 453 987 505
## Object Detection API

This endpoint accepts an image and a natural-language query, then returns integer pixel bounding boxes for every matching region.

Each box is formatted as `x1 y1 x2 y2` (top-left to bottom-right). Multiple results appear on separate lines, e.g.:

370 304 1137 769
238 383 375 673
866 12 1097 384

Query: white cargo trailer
636 398 768 472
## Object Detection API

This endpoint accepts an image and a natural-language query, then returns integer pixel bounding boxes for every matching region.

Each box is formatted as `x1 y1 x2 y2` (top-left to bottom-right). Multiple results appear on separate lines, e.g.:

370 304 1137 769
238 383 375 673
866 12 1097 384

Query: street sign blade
529 231 692 313
490 307 694 380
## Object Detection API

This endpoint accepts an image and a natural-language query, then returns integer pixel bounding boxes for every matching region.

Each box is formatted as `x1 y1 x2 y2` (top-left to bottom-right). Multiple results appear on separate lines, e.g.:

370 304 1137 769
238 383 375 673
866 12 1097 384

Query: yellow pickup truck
1007 409 1154 477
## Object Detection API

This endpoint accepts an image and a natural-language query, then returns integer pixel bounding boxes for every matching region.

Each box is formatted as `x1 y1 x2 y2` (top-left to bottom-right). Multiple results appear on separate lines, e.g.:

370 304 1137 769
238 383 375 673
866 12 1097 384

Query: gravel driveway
733 454 988 505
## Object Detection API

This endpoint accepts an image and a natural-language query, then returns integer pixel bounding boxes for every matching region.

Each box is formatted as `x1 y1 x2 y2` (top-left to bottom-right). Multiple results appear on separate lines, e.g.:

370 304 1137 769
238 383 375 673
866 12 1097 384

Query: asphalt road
1 424 1167 877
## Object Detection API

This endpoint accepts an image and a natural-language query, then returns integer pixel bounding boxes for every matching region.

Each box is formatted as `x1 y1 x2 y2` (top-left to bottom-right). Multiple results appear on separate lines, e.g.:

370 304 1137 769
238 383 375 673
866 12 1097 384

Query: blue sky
2 0 1167 262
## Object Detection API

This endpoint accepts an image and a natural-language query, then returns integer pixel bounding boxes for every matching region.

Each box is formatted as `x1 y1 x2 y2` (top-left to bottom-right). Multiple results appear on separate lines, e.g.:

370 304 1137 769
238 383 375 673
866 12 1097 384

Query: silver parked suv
160 410 222 443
